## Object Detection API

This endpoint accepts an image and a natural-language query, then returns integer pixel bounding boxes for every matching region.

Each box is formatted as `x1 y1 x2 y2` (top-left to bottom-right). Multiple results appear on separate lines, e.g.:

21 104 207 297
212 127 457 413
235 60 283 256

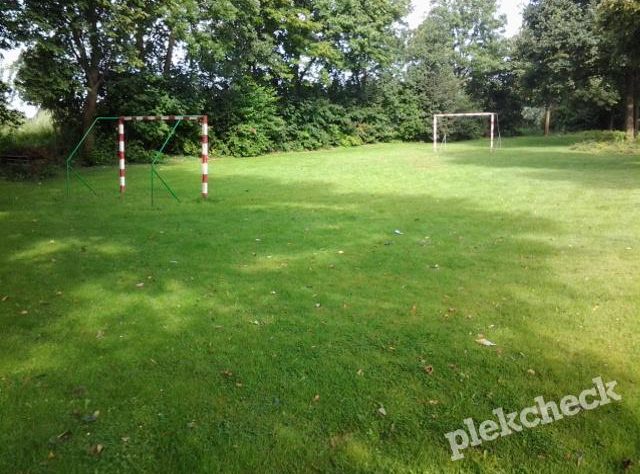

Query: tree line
0 0 637 161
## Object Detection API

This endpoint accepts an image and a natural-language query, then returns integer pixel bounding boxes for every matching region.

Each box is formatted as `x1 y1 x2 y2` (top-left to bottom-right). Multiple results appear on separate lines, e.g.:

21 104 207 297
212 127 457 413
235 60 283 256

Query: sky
407 0 524 36
3 1 525 118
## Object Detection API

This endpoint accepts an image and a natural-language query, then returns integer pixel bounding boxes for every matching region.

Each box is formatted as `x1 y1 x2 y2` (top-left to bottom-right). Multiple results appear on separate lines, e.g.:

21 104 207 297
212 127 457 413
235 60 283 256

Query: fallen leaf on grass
1 295 8 301
96 330 105 340
53 430 72 444
135 282 144 288
377 406 387 416
356 369 364 376
88 444 104 456
312 394 320 403
423 365 434 375
475 335 496 347
527 369 536 375
20 310 28 315
47 451 55 460
221 369 233 378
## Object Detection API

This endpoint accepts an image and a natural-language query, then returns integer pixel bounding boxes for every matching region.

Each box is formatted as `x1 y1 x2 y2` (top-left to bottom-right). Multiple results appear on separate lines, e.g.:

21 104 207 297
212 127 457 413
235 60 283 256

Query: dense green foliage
516 0 638 137
0 0 637 163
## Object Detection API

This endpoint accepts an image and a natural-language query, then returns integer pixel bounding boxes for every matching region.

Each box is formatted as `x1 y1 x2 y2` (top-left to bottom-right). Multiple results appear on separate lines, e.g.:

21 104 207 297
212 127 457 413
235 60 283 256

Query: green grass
1 136 639 473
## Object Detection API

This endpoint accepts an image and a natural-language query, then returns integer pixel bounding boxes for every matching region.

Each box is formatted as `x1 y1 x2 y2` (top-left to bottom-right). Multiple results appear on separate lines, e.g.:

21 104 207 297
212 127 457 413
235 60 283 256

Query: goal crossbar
433 112 498 152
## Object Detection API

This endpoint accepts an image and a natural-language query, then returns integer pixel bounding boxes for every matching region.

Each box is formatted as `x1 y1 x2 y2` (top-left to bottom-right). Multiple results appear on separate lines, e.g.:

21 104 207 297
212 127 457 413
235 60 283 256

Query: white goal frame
433 113 499 152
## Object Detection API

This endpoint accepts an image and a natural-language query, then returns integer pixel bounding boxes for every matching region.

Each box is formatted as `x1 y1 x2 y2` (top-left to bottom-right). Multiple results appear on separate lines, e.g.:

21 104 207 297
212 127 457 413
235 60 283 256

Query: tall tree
11 0 194 155
0 1 23 128
598 0 640 139
408 0 511 137
12 2 129 154
517 0 615 135
319 0 409 101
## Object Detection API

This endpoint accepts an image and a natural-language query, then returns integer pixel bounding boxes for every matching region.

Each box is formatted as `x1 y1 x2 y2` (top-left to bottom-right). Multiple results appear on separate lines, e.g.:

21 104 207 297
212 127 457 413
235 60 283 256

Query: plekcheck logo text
445 376 622 461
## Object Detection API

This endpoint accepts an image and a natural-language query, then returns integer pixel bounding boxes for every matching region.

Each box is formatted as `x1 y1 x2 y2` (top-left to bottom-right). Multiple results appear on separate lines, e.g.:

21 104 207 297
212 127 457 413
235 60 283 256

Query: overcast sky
407 0 524 36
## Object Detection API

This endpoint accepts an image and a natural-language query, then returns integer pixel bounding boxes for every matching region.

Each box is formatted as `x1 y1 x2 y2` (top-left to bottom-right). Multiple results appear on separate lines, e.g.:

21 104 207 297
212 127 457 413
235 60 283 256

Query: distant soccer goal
432 113 501 152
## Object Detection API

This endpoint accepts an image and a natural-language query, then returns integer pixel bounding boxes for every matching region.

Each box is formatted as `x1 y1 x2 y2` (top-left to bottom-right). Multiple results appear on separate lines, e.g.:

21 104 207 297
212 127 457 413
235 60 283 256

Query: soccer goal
65 114 209 204
432 113 500 152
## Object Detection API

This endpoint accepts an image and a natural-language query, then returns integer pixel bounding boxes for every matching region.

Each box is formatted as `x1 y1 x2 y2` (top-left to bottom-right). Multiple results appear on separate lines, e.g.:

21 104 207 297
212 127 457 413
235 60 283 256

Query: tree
11 2 123 154
408 0 511 138
517 0 616 135
318 0 409 101
0 80 23 128
598 0 640 139
0 1 23 128
11 0 197 156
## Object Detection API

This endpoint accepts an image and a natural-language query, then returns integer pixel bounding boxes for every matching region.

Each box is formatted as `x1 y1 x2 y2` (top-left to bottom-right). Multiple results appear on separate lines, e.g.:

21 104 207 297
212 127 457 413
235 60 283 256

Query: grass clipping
570 130 640 155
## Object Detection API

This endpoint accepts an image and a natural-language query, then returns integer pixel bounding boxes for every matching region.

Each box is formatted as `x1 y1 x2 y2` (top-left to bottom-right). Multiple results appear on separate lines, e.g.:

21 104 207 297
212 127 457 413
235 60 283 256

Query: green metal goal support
65 114 209 205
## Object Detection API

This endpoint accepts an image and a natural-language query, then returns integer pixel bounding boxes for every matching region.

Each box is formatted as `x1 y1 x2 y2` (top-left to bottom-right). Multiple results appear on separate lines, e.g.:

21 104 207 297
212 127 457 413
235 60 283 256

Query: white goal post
433 112 499 152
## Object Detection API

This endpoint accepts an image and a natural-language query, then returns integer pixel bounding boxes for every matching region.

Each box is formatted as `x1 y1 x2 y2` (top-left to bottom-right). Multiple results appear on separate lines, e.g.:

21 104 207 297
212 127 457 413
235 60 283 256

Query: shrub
281 100 358 151
225 124 273 157
0 111 63 179
0 111 58 154
214 80 286 157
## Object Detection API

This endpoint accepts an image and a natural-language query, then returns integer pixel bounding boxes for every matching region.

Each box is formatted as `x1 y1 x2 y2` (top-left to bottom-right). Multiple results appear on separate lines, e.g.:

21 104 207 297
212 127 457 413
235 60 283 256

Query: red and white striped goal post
117 115 209 198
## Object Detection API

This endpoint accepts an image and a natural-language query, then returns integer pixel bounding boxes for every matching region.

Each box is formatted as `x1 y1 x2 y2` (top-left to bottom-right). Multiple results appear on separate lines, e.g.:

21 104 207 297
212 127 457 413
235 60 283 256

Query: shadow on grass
0 172 637 473
445 139 640 191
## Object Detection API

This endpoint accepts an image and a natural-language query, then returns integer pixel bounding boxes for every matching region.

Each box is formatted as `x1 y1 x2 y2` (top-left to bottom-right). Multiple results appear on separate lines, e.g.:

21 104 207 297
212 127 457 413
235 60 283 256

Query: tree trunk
82 71 100 161
608 112 614 131
635 72 638 138
163 30 175 77
625 70 635 140
136 28 146 64
544 106 551 136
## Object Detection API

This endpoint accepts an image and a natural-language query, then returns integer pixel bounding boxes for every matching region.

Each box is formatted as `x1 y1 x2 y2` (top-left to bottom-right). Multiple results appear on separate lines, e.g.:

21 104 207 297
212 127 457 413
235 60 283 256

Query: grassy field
1 136 639 473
